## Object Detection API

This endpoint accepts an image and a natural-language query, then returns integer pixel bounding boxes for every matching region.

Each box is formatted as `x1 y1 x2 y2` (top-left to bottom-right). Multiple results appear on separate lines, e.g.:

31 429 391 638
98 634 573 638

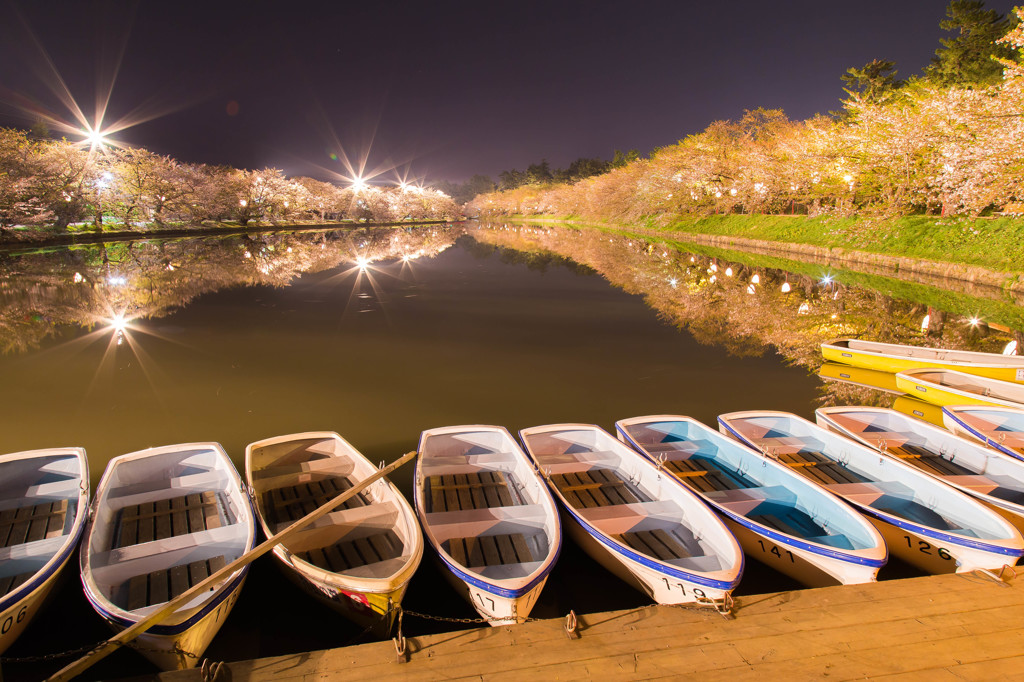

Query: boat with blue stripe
942 405 1024 463
80 443 256 670
415 426 560 625
615 415 886 587
719 411 1024 574
519 424 742 608
0 448 89 655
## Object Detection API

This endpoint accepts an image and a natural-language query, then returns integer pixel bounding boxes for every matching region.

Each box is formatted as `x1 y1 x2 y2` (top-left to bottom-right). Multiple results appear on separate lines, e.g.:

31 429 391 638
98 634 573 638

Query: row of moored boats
4 386 1024 671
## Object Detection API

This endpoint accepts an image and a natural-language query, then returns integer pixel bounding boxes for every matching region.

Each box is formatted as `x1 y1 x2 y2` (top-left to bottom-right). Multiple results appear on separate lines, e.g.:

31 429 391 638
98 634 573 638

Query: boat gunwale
943 405 1024 462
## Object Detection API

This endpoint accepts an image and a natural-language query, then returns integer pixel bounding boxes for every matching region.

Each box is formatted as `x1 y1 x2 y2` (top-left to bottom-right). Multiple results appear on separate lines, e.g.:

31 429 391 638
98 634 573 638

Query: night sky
0 0 1018 184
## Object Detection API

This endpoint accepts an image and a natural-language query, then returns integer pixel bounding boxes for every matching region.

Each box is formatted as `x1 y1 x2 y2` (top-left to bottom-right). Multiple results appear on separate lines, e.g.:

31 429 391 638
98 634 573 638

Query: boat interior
420 430 553 581
825 410 1024 509
949 408 1024 456
0 453 82 598
724 416 1009 540
248 436 416 581
622 420 872 550
524 428 728 573
913 371 1024 402
88 447 251 615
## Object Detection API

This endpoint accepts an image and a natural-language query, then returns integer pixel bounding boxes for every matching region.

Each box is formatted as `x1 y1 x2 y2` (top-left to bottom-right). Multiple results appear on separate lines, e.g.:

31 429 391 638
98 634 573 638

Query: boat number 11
757 539 795 563
904 536 952 560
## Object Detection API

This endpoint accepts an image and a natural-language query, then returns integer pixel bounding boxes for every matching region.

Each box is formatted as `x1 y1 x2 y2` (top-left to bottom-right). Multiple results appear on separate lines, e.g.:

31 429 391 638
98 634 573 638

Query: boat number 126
904 536 952 560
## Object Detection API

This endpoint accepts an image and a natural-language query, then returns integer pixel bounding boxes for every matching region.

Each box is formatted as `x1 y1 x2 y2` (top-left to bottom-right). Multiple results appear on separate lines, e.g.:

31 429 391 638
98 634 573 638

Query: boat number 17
904 536 952 560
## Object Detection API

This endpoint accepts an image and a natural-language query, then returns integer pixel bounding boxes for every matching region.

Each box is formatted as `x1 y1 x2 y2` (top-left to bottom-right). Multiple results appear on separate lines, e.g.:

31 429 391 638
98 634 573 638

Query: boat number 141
757 539 795 563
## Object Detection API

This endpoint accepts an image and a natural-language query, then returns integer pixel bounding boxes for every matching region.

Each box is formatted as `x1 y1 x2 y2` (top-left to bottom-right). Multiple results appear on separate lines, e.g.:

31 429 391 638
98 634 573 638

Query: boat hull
722 517 878 587
91 571 247 670
896 370 1024 409
0 553 70 655
823 339 1024 383
434 552 547 626
273 548 410 635
561 508 731 605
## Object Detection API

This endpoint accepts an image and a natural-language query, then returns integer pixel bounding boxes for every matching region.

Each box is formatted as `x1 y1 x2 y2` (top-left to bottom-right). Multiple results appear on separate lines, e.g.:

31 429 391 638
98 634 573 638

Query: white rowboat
0 448 89 655
246 432 422 635
415 426 560 626
942 405 1024 462
520 424 743 607
615 416 886 586
80 443 256 670
719 411 1024 574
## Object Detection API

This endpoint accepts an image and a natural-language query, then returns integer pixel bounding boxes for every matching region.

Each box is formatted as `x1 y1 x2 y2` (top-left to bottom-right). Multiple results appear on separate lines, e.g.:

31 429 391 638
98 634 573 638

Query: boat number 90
904 536 952 560
660 578 705 599
1 606 28 635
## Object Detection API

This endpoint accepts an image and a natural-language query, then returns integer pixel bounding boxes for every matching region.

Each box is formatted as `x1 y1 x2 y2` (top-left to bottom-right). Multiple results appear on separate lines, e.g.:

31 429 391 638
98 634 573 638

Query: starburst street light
82 125 109 150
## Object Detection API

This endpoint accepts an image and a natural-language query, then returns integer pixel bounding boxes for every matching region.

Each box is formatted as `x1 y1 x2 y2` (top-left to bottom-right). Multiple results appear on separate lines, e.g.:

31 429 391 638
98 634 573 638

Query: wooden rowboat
615 416 886 587
245 432 422 635
719 411 1024 574
415 425 560 625
80 443 256 670
0 448 89 655
942 405 1024 463
817 406 1024 535
895 369 1024 409
822 338 1024 383
519 424 742 608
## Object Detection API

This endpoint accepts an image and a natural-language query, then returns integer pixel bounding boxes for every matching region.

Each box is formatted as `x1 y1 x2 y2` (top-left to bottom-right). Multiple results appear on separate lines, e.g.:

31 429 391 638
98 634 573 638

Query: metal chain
0 640 106 665
401 607 538 625
663 592 735 619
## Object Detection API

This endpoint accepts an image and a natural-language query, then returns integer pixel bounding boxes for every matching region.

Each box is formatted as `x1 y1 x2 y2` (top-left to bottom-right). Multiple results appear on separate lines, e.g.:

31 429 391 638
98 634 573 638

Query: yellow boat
893 395 946 427
818 362 901 393
895 369 1024 409
822 338 1024 383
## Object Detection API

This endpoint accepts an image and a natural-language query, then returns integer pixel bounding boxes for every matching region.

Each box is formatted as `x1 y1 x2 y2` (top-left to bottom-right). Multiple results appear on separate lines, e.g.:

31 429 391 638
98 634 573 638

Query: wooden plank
492 472 514 506
429 476 447 512
306 547 328 569
495 533 517 564
154 498 173 540
482 473 503 507
454 474 473 512
0 575 15 597
168 564 190 599
6 505 34 547
649 528 690 559
340 538 364 568
126 574 148 610
148 569 169 605
323 543 346 571
354 537 380 564
207 555 227 574
187 497 205 532
187 559 209 586
465 536 485 567
447 538 468 566
509 533 533 563
480 535 501 566
202 493 222 530
171 494 189 537
368 533 396 562
442 474 460 512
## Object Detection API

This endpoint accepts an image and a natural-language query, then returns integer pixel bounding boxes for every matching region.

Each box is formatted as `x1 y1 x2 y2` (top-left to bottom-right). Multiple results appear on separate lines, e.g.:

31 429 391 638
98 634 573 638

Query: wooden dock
133 570 1024 681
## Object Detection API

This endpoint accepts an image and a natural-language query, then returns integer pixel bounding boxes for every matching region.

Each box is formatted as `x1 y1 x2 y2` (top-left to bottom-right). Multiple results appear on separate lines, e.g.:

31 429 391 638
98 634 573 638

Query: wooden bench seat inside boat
0 499 68 548
748 502 828 538
428 472 516 513
0 570 38 597
125 555 228 610
776 450 869 485
296 530 402 572
613 528 691 561
550 469 643 508
264 477 369 525
445 532 534 568
884 443 974 476
116 492 226 548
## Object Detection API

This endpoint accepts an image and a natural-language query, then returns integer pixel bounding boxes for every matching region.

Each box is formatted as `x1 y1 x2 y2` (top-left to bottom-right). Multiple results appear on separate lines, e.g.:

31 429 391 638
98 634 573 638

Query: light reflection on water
0 222 1019 679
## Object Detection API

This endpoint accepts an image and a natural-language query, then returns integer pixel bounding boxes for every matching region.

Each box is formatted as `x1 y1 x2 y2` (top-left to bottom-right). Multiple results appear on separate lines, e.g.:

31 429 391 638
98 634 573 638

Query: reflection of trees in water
472 222 1020 404
0 226 462 354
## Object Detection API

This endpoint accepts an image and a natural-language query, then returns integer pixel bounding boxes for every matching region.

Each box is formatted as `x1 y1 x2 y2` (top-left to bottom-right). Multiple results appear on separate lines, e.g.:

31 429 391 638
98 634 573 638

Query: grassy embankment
500 214 1024 274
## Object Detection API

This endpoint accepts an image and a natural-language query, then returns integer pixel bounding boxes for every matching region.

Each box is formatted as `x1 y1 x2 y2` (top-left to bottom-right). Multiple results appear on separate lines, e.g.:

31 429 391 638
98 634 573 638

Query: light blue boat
719 410 1024 574
615 415 886 586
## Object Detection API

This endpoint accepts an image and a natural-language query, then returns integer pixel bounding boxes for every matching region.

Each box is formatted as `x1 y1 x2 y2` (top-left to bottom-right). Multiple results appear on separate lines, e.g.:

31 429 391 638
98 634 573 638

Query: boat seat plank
445 533 536 568
615 529 691 561
887 444 973 476
0 570 36 598
123 555 231 610
116 491 226 548
300 530 403 572
427 472 516 512
551 469 643 508
0 500 69 549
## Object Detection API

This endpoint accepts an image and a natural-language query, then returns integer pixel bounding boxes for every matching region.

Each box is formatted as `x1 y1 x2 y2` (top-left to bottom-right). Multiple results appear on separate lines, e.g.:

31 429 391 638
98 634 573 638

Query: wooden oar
48 449 418 682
